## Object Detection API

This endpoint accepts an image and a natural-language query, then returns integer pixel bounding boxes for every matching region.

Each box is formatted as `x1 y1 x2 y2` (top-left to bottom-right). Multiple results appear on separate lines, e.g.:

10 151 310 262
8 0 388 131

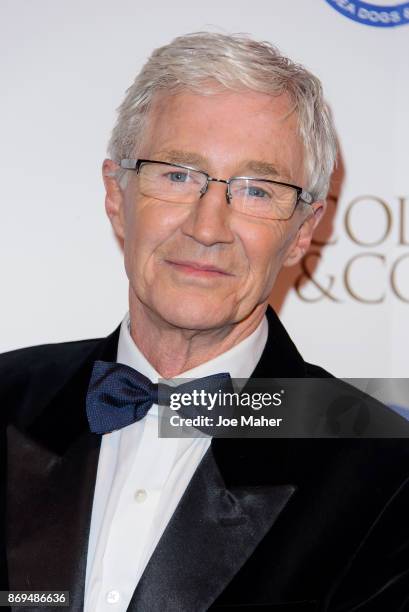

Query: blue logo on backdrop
325 0 409 27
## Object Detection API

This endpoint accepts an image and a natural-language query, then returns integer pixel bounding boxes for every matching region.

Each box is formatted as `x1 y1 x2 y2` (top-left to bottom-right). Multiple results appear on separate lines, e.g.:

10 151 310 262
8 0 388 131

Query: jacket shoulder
304 361 334 378
0 338 102 418
0 337 101 373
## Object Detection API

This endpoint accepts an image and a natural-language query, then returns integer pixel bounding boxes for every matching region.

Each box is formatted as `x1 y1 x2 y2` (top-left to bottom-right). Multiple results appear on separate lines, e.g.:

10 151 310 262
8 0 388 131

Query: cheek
238 221 290 283
122 199 187 276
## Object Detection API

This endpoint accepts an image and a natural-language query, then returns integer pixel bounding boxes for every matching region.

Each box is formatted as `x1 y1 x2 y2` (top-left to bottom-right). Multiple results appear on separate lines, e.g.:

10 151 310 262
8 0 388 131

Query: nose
200 177 231 204
180 180 235 247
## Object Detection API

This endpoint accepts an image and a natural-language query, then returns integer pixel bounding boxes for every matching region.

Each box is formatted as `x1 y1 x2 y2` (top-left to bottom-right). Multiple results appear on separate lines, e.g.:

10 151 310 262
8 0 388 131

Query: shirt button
106 590 121 604
134 488 147 503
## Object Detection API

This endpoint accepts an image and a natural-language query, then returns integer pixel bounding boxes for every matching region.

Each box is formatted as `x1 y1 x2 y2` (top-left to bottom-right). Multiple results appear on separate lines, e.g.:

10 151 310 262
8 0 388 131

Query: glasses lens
229 179 298 220
138 163 206 203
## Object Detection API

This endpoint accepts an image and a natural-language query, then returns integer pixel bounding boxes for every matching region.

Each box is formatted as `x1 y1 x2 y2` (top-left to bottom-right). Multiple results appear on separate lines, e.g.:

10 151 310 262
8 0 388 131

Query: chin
153 296 233 331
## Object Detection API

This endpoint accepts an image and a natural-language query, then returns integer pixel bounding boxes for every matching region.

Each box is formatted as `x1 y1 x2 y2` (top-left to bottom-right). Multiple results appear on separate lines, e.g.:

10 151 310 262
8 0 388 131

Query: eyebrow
154 150 284 179
239 159 282 179
155 150 207 167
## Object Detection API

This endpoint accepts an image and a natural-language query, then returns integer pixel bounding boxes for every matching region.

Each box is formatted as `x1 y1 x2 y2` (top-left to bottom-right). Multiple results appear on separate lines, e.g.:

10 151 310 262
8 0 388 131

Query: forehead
138 86 305 183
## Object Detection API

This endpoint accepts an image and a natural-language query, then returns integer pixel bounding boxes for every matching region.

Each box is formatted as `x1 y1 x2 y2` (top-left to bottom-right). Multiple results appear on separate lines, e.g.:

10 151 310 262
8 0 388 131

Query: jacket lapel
128 306 305 611
250 306 306 379
6 326 120 611
127 447 296 612
6 425 100 610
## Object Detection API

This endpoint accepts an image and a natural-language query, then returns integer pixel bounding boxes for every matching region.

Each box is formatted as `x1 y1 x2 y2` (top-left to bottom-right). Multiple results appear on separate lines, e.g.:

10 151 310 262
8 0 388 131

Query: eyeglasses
120 159 313 221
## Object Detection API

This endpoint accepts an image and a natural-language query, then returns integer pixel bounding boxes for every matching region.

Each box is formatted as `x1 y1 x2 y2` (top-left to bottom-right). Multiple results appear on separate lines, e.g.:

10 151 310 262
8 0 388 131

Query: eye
246 185 269 198
167 171 189 183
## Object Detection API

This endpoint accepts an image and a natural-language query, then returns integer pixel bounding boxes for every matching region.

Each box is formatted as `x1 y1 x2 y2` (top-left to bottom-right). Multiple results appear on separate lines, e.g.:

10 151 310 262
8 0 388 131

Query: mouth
165 259 233 277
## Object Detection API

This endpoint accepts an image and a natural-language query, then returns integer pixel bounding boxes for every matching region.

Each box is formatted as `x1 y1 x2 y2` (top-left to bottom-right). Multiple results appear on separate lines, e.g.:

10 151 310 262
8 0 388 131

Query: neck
128 293 267 378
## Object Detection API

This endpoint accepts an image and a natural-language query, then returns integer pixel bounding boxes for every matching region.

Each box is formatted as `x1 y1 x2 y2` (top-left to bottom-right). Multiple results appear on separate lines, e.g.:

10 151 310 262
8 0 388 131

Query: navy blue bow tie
86 360 232 434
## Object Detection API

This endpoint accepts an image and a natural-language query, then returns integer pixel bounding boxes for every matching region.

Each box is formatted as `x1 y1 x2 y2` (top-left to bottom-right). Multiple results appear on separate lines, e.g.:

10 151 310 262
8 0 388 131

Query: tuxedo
1 307 409 612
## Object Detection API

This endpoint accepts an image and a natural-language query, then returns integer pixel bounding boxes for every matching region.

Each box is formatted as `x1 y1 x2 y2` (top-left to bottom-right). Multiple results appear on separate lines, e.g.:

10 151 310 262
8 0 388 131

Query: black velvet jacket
1 307 409 612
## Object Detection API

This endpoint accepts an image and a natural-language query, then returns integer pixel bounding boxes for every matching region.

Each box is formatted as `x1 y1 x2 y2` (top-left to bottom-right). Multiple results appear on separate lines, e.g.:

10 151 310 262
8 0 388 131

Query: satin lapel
250 306 306 379
6 426 100 611
6 326 120 611
128 448 296 612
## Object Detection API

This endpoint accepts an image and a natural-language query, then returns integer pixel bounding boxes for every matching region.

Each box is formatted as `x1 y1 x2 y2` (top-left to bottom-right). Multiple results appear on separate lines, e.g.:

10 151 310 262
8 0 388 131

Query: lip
165 259 233 277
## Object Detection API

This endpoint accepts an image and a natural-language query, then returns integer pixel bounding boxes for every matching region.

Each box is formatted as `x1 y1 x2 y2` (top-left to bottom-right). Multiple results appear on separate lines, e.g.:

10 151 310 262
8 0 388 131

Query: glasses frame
120 158 314 219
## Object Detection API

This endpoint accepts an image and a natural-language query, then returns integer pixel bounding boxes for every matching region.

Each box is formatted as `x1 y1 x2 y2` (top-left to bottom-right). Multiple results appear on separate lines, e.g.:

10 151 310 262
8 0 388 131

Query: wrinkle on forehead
137 86 305 185
144 83 299 138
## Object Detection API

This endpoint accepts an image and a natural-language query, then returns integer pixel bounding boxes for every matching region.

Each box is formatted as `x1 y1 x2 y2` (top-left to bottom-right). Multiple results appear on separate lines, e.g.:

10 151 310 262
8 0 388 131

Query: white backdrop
1 0 408 377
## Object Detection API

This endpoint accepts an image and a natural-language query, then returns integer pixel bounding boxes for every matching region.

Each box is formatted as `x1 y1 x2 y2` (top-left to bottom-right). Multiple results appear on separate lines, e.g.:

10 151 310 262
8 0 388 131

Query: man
1 32 409 612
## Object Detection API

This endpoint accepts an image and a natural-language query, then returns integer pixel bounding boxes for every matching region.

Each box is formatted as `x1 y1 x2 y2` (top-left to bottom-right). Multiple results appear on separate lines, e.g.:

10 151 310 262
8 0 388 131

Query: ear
102 158 125 241
283 200 327 267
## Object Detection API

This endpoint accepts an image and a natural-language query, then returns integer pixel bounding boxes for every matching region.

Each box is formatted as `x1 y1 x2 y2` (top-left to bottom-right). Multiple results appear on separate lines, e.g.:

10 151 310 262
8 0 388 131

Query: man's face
105 87 320 331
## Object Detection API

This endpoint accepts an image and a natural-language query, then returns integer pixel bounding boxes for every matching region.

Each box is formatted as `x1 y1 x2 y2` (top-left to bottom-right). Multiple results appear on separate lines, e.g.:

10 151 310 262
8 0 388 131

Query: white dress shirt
84 312 268 612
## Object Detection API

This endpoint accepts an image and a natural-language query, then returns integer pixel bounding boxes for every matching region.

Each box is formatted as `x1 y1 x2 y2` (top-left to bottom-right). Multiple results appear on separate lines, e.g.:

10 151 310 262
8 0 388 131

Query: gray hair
107 32 337 200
